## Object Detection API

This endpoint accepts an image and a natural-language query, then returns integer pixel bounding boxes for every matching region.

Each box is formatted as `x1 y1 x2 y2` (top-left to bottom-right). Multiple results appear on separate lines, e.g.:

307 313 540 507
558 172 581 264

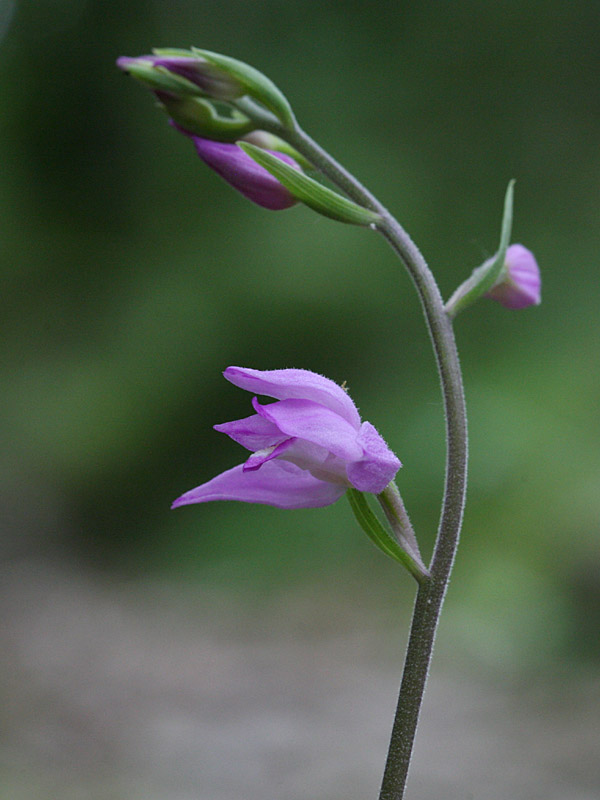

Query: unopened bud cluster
118 49 379 225
117 49 301 209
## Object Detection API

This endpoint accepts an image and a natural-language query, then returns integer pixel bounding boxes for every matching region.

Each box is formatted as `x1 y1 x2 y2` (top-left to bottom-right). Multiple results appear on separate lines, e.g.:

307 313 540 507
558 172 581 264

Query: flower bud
155 92 254 142
116 52 246 100
190 137 300 210
485 244 541 309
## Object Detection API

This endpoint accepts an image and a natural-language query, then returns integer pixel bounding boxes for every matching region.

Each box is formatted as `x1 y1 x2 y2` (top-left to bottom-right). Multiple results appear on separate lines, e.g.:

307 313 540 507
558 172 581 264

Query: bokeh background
1 1 599 798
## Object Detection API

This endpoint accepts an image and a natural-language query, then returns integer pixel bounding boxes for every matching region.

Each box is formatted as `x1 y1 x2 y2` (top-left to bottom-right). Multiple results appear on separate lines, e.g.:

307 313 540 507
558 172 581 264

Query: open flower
486 244 541 309
172 367 401 510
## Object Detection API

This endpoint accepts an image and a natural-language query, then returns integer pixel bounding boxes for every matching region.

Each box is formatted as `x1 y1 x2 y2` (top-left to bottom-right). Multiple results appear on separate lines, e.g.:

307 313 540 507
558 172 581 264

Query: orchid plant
117 48 541 799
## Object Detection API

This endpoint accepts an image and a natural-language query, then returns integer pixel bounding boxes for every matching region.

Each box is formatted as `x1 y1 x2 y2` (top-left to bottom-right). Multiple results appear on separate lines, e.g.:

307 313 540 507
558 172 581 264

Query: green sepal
445 180 515 317
191 48 295 128
239 142 381 226
156 95 254 141
347 489 430 583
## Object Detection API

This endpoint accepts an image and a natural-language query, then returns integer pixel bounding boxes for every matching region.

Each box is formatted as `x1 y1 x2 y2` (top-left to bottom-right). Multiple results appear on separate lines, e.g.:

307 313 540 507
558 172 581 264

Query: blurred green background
2 0 599 677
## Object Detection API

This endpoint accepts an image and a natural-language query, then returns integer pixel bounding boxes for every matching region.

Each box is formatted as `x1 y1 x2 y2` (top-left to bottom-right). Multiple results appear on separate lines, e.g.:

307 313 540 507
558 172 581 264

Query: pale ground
1 559 599 800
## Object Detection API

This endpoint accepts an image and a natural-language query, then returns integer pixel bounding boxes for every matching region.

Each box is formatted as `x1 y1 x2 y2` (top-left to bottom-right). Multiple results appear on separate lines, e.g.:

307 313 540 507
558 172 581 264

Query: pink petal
346 421 402 494
171 460 346 510
253 398 363 462
486 244 541 309
223 367 361 428
214 412 282 451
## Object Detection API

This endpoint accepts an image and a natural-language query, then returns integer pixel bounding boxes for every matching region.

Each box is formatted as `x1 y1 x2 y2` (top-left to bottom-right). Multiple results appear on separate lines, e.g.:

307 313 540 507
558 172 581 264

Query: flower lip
243 439 296 472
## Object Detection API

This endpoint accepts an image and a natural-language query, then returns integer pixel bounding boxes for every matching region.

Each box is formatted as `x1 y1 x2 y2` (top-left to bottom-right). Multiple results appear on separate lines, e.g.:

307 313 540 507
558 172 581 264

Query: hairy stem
274 121 469 799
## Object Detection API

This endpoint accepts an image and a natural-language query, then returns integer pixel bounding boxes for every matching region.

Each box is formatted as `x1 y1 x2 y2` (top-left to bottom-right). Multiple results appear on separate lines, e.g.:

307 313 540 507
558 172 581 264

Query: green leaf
445 180 515 317
240 143 381 226
191 48 296 128
346 489 430 582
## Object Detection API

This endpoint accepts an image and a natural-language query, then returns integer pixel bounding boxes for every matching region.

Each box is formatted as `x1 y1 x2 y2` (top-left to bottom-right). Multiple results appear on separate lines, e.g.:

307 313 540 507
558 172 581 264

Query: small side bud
445 181 515 317
485 244 541 309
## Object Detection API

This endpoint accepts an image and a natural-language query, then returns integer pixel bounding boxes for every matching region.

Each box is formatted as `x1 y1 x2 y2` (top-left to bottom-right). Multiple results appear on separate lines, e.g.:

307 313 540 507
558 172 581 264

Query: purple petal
346 421 401 494
253 398 363 462
214 412 282 451
223 367 361 428
171 460 346 510
275 438 339 472
191 138 298 210
285 445 350 485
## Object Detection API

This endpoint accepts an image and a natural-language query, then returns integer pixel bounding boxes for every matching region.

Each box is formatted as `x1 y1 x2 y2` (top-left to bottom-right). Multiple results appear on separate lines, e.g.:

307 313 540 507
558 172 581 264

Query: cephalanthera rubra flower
172 367 401 511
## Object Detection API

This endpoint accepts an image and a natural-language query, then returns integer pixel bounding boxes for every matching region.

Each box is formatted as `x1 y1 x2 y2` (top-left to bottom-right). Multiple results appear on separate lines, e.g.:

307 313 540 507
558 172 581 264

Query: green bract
347 489 429 582
445 180 515 317
240 142 381 226
191 48 296 129
156 95 254 142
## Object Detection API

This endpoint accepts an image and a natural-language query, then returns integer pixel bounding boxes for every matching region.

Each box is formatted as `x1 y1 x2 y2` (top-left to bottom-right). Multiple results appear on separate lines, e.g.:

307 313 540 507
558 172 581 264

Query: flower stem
268 120 468 799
